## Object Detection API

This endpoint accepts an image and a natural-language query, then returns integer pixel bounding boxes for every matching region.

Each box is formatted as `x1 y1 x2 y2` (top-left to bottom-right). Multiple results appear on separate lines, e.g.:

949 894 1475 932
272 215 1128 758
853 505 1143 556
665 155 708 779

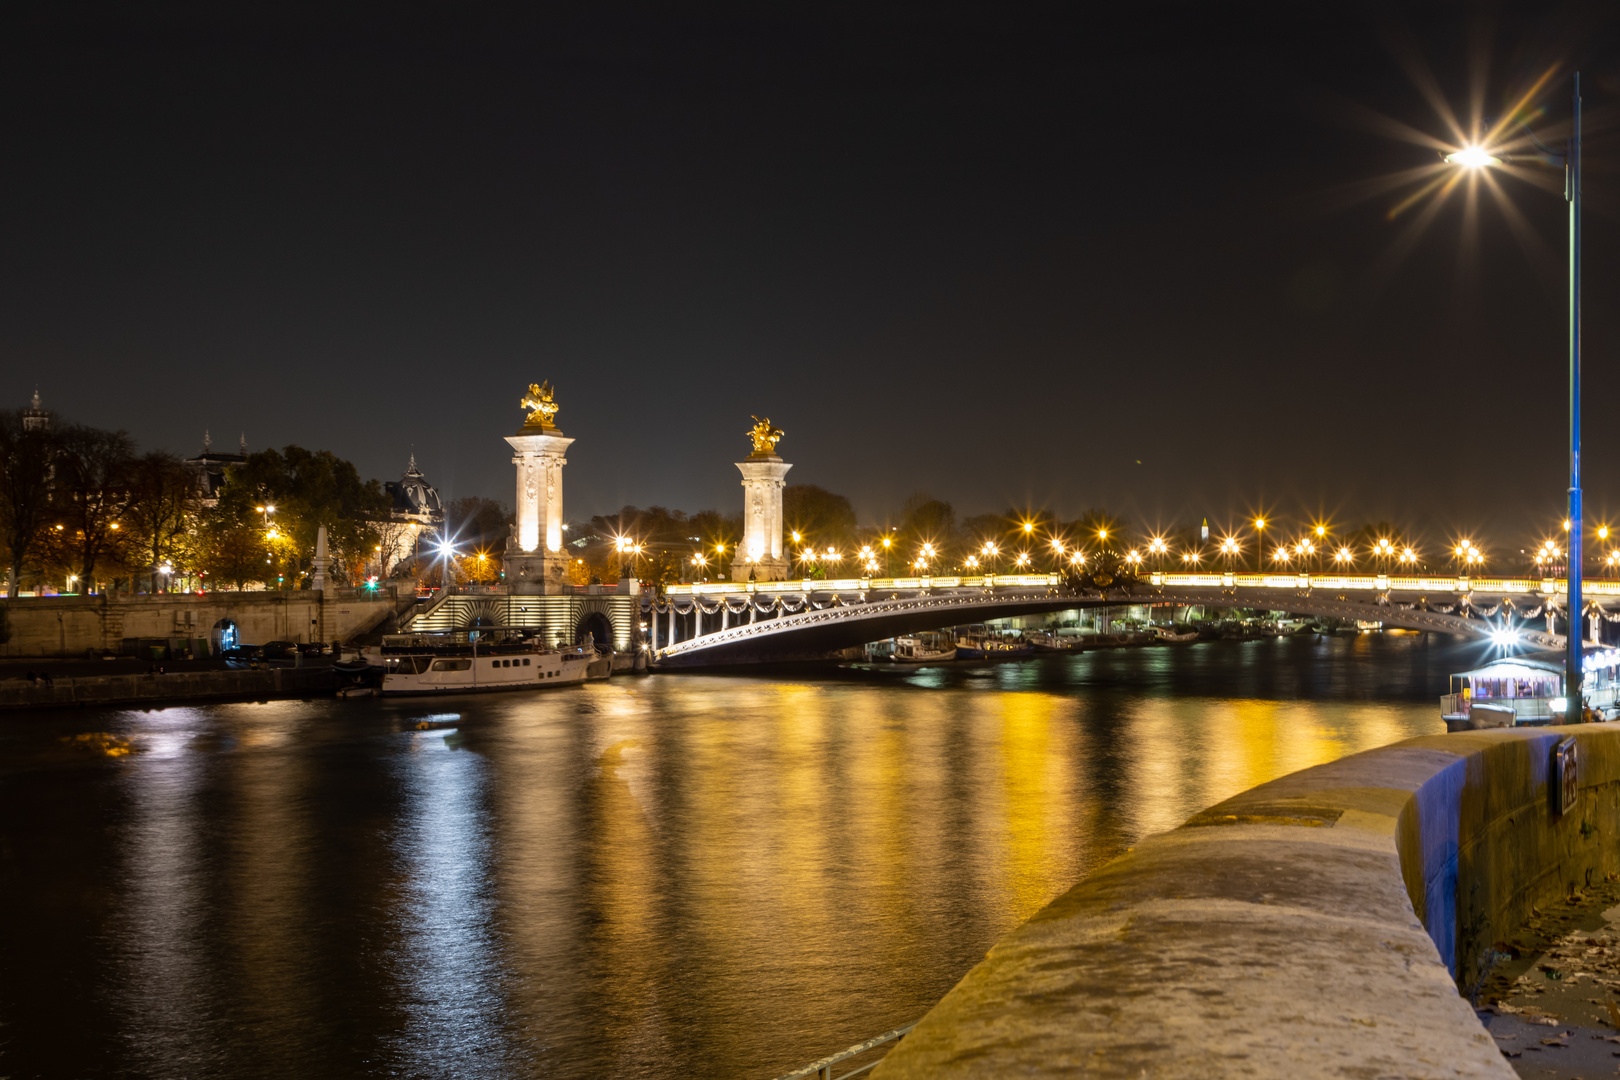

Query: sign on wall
1554 736 1579 816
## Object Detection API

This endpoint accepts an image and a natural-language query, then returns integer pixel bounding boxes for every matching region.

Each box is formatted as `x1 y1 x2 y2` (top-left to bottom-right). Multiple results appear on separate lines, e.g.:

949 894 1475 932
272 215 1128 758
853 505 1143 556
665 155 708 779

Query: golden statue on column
521 381 560 430
748 416 784 458
506 381 574 592
734 415 791 581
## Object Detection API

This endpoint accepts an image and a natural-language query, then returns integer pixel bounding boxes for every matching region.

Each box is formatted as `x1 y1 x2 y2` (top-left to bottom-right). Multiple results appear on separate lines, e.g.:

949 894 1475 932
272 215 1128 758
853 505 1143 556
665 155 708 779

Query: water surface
0 633 1487 1078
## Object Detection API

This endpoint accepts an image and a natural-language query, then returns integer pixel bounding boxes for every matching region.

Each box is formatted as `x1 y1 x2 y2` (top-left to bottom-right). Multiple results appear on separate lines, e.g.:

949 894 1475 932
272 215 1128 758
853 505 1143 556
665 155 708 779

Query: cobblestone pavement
1478 880 1620 1079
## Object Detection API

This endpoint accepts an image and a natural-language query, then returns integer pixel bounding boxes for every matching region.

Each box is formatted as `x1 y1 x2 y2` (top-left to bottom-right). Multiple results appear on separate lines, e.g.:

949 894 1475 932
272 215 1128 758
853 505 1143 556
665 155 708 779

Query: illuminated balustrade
665 572 1605 599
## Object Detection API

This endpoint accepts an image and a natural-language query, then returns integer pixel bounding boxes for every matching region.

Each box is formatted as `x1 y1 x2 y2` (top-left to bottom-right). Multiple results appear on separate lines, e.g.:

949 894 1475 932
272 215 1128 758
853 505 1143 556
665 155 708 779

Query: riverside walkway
866 723 1620 1079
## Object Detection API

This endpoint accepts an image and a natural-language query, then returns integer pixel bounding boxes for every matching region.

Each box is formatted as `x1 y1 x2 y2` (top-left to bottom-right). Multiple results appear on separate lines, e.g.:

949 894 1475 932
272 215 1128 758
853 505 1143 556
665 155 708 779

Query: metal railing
772 1023 918 1080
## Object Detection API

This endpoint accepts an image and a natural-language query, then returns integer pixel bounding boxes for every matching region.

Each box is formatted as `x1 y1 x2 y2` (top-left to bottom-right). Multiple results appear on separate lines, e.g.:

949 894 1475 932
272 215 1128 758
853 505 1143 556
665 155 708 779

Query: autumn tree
48 424 136 588
210 446 390 587
0 409 58 597
124 451 202 587
782 485 857 550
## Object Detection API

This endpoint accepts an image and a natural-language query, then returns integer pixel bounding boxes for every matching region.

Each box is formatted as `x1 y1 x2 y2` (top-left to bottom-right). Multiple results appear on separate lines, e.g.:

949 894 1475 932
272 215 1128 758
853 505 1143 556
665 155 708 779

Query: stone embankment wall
0 666 337 710
875 726 1620 1080
0 592 405 657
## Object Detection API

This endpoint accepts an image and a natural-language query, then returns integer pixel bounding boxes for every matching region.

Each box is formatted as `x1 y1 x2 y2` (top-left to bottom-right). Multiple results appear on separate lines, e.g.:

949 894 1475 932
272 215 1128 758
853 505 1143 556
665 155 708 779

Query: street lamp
690 552 708 581
1251 518 1266 571
1441 74 1584 703
880 534 893 576
981 541 999 572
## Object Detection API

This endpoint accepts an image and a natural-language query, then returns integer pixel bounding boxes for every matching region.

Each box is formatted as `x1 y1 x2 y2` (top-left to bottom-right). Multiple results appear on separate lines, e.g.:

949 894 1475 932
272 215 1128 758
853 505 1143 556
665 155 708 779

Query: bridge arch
576 611 613 649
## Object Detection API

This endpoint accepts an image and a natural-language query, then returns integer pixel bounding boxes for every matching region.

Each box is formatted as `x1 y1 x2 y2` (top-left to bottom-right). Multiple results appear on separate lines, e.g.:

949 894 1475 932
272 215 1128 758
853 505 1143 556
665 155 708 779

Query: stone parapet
875 726 1620 1079
0 666 337 710
0 593 403 657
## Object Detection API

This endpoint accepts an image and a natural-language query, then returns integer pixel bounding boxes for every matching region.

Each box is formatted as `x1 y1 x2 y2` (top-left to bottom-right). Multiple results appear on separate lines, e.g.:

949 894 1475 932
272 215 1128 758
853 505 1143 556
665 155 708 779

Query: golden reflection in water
991 693 1073 924
588 727 675 1067
221 706 315 1056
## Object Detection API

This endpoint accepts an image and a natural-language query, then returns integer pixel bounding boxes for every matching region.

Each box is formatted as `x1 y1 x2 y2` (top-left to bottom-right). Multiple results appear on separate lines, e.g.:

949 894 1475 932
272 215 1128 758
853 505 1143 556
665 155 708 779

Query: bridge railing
771 1022 917 1080
667 574 1060 597
663 571 1620 602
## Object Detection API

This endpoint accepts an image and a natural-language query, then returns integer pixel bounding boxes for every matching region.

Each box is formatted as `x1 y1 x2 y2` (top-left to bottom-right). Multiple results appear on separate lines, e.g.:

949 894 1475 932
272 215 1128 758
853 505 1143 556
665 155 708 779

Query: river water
0 632 1488 1079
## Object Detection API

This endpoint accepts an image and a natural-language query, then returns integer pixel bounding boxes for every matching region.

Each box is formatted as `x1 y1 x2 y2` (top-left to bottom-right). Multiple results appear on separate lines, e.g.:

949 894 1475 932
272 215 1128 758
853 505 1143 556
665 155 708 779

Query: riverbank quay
873 725 1620 1080
0 665 337 710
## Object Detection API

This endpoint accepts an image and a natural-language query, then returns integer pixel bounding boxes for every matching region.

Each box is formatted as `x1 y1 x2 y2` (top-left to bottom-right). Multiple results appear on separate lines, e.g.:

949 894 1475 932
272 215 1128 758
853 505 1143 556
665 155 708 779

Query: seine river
0 632 1484 1079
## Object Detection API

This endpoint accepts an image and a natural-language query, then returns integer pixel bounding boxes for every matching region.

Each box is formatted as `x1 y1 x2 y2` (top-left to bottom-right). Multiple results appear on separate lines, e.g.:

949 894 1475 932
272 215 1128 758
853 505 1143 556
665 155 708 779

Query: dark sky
6 1 1620 549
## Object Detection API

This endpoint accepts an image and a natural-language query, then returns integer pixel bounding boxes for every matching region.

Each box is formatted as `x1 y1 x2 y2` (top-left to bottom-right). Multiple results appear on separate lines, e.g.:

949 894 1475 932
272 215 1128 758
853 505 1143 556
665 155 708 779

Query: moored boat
1024 630 1082 653
891 635 957 663
378 631 599 696
1149 625 1199 644
954 627 1035 660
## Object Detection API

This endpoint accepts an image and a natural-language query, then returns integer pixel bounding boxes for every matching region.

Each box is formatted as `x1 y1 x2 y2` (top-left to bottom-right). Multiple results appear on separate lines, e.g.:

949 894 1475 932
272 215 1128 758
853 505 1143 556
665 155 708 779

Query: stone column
504 427 575 594
732 457 792 581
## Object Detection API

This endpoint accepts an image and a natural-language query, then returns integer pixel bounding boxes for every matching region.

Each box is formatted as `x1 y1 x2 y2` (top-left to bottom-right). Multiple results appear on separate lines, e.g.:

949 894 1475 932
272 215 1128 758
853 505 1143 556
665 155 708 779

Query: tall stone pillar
732 416 792 582
504 381 576 594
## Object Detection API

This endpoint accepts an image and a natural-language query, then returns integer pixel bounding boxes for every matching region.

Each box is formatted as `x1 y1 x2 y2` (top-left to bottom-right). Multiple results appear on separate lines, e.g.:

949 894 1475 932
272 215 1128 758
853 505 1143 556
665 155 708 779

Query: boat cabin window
431 659 472 672
523 658 531 666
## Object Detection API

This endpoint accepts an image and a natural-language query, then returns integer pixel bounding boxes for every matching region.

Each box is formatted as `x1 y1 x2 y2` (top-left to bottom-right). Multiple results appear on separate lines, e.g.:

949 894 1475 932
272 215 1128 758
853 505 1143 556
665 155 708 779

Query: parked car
221 644 264 663
297 642 332 656
260 641 298 660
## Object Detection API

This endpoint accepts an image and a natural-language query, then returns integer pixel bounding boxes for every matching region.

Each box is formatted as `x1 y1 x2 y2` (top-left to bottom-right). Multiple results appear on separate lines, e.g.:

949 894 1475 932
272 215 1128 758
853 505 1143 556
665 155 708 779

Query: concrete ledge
875 725 1620 1079
0 667 337 710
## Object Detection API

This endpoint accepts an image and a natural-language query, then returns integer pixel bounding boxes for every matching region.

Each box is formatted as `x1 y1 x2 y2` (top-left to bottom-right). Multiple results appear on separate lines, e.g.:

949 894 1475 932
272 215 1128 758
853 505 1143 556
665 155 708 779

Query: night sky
6 2 1620 546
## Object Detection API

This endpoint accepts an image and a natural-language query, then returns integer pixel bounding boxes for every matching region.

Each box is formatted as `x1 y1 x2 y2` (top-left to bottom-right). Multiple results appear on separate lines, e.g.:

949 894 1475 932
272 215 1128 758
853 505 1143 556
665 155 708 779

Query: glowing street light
1252 518 1266 572
1443 145 1502 169
1438 74 1585 704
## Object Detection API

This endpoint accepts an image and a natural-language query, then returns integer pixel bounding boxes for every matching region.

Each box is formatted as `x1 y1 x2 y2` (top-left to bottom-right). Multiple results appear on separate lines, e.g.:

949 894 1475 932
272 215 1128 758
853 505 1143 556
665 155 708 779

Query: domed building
378 455 445 577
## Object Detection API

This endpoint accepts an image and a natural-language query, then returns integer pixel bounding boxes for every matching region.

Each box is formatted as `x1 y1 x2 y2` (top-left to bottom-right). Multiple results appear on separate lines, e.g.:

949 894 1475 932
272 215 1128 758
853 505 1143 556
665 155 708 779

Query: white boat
379 631 599 696
891 636 957 663
1149 625 1199 643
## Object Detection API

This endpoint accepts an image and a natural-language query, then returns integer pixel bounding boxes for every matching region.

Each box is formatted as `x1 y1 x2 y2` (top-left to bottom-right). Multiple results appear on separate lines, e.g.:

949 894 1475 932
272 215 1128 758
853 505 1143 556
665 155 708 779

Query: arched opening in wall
576 612 613 651
213 618 239 652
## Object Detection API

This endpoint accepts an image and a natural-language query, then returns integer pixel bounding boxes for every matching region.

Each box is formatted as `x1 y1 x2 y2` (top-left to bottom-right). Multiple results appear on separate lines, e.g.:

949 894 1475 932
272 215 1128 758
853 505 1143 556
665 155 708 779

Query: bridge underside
650 586 1548 668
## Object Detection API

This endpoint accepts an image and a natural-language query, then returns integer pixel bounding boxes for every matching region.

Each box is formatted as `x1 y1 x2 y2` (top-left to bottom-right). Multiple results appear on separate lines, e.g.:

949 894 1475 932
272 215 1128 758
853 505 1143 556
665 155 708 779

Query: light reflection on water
0 634 1476 1078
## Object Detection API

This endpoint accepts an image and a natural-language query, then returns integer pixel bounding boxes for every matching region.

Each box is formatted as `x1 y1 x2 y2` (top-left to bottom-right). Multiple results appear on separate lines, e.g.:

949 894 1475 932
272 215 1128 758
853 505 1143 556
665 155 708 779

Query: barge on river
1440 647 1620 730
375 630 610 696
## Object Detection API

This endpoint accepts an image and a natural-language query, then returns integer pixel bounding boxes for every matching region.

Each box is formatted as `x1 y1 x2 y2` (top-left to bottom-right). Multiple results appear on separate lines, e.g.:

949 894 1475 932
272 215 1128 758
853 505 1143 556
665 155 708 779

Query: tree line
0 406 419 596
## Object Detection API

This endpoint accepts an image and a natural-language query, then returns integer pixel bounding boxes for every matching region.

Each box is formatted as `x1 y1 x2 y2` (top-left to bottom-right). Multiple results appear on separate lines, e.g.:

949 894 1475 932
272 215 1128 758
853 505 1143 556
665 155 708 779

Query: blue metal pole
1567 72 1584 715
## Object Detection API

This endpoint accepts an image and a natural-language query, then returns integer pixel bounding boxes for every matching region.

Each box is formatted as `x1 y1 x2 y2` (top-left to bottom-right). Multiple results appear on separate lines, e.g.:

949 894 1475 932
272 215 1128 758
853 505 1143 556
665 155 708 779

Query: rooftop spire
239 432 247 453
203 429 212 451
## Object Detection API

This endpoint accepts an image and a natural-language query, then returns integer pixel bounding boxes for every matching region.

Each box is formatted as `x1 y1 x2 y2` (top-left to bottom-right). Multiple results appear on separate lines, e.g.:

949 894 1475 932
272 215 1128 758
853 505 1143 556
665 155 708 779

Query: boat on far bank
954 627 1035 661
1149 625 1199 644
1024 630 1082 654
891 635 957 664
